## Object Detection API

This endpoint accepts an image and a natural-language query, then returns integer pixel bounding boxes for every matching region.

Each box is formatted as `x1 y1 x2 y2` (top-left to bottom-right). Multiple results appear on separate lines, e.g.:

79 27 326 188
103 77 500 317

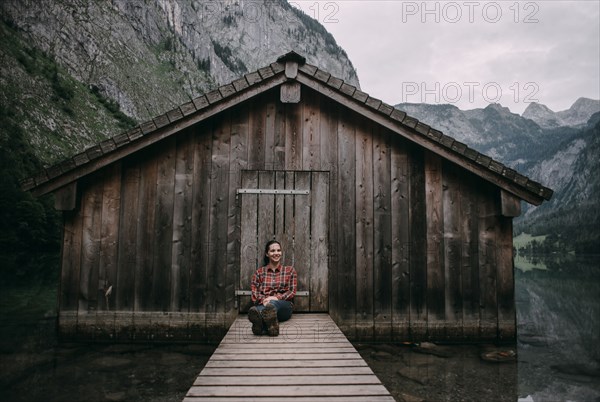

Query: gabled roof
22 51 553 206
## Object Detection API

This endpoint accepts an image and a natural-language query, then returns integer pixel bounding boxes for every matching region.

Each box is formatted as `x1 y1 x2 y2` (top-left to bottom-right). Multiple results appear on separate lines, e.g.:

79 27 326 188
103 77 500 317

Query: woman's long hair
262 240 281 267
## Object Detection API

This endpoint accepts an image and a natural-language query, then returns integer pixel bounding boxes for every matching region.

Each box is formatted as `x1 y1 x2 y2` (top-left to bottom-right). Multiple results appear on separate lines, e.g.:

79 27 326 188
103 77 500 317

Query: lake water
1 254 598 401
515 254 600 401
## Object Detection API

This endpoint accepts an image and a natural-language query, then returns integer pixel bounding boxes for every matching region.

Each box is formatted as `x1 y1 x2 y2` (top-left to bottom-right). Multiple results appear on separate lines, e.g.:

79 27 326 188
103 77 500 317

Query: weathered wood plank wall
58 86 515 342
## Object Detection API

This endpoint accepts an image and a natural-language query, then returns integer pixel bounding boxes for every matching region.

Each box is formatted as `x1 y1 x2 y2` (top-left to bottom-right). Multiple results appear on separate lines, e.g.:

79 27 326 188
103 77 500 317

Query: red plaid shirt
251 264 297 305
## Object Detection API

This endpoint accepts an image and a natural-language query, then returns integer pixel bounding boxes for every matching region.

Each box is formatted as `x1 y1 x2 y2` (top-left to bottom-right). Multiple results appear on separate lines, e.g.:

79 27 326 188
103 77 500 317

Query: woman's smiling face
266 242 282 265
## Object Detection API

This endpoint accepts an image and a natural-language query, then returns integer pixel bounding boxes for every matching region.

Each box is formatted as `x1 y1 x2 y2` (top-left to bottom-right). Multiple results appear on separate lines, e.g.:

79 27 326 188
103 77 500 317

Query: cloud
317 0 599 114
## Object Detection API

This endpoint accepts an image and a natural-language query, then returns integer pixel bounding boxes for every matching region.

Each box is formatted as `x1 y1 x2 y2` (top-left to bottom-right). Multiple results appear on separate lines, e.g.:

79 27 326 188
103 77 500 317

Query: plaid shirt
251 264 297 305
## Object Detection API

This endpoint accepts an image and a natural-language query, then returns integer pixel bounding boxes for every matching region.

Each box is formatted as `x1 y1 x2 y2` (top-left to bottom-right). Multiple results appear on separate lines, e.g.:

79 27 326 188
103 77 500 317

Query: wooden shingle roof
22 51 553 206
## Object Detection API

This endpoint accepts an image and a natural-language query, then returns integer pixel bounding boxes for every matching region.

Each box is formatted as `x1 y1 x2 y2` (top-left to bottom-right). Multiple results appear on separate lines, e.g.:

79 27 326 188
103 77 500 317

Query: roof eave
294 68 552 206
22 54 553 207
26 66 288 197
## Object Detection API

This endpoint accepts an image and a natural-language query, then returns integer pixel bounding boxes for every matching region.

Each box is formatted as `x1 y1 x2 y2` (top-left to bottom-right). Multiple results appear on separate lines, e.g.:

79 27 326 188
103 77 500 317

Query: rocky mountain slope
0 0 597 260
0 0 359 284
517 114 600 251
1 0 358 163
523 98 599 129
395 100 600 251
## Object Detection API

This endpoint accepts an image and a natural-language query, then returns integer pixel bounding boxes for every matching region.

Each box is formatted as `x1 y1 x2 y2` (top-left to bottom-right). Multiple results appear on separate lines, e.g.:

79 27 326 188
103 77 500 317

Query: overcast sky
290 0 600 115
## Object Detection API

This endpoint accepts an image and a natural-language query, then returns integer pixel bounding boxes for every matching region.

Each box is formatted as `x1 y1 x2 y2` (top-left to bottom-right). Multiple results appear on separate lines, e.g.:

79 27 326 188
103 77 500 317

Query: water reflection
0 284 215 402
1 255 598 402
516 254 600 401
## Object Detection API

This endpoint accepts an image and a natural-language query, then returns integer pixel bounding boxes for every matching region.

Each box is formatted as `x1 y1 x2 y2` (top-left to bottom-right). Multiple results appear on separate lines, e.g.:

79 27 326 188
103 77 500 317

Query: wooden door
238 170 329 312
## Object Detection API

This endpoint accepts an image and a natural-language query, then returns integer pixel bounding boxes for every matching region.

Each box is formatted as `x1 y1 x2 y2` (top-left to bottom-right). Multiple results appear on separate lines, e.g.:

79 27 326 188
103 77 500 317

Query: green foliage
515 119 600 254
222 14 236 27
287 3 347 58
89 85 137 130
211 40 247 75
197 57 211 73
0 106 61 286
160 36 174 52
13 41 76 110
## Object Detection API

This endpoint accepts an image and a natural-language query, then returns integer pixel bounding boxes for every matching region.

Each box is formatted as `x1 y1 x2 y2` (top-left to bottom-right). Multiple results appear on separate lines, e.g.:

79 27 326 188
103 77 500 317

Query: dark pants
256 300 293 322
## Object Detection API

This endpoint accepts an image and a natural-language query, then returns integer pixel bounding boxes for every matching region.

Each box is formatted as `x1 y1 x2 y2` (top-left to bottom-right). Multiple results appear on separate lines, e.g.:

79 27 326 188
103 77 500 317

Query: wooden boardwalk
183 313 394 401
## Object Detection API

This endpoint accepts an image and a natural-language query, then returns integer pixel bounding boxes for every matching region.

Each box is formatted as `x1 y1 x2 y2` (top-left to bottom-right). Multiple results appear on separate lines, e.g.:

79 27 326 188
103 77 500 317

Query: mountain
396 102 545 168
0 0 598 265
516 114 600 252
0 0 358 163
0 0 359 284
522 97 600 129
395 100 600 252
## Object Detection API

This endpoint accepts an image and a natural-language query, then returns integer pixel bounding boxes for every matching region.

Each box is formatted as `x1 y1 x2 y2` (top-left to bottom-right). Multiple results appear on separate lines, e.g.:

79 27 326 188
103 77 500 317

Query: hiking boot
248 306 264 336
262 303 279 336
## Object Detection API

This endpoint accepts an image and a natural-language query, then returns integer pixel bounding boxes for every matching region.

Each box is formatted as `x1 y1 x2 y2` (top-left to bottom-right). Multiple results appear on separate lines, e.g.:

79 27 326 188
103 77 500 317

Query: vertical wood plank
461 175 480 341
302 88 321 170
152 139 175 314
135 150 157 312
95 164 122 339
497 216 515 342
310 172 329 312
273 98 286 170
79 180 103 314
264 97 277 170
248 97 265 170
321 99 339 321
207 115 231 333
337 114 356 337
171 131 195 313
59 208 82 339
190 125 212 336
60 210 82 312
408 146 427 340
425 151 444 339
257 171 275 246
227 104 249 317
115 162 140 312
293 171 311 312
98 163 122 313
285 102 302 170
114 161 139 340
391 138 410 341
282 171 296 269
442 162 463 340
478 185 498 340
373 127 392 341
239 171 259 312
274 171 286 248
355 119 373 341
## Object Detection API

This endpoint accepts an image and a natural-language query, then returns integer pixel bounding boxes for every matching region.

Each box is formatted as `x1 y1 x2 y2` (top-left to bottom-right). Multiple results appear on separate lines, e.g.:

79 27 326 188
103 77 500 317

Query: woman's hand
262 296 278 305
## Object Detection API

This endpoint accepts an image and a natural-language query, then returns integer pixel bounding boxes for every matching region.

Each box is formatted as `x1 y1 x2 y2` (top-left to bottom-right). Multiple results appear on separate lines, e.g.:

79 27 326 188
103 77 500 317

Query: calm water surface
515 254 600 401
1 255 598 401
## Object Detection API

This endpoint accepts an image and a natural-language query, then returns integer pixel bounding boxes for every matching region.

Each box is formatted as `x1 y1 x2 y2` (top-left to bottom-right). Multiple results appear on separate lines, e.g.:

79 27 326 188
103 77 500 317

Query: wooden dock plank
193 375 381 386
205 359 368 368
197 367 375 376
183 314 393 401
210 352 361 360
214 346 355 353
186 384 391 397
184 397 395 402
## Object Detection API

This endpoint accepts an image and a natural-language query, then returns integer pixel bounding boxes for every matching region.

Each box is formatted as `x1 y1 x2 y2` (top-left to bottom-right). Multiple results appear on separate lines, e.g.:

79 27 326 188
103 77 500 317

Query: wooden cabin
23 52 552 343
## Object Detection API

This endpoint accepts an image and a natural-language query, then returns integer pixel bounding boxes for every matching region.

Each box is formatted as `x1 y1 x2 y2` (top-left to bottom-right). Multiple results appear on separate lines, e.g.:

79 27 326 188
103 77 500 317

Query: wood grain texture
373 126 392 341
355 118 374 341
56 87 516 342
184 314 393 401
391 136 410 340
